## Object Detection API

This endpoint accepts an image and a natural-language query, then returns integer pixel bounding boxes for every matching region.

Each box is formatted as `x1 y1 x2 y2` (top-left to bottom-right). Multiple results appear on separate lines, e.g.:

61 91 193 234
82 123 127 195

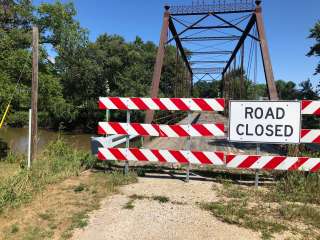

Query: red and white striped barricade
98 122 225 137
301 129 320 144
97 97 225 168
99 97 225 112
300 100 320 144
97 97 320 173
226 154 320 172
301 100 320 115
98 148 225 166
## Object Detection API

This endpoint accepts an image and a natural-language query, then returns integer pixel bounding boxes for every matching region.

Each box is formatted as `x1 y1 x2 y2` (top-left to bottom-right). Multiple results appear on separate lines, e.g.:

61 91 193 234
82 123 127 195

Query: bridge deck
144 112 281 155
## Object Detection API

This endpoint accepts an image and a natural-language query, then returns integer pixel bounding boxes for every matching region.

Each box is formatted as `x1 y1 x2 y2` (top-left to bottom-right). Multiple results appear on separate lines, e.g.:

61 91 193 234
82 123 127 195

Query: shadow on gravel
93 163 275 186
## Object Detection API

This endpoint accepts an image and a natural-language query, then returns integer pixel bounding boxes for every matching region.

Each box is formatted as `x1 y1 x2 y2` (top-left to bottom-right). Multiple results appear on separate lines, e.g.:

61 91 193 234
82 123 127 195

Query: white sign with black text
228 101 301 144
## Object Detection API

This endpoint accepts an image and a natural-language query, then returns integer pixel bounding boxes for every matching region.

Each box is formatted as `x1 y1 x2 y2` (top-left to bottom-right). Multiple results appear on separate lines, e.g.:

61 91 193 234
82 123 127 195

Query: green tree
223 68 267 100
193 80 220 98
307 20 320 88
0 0 85 129
0 0 198 131
298 79 319 129
276 80 298 100
298 79 319 100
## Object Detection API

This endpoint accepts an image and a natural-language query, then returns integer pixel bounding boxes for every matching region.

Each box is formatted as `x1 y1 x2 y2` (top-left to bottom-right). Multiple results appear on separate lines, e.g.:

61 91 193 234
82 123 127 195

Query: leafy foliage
307 20 320 79
0 1 189 131
0 1 319 132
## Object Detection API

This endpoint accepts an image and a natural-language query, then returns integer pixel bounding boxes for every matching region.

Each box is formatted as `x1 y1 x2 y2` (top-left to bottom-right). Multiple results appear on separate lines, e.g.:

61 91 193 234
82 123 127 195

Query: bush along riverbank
0 138 8 159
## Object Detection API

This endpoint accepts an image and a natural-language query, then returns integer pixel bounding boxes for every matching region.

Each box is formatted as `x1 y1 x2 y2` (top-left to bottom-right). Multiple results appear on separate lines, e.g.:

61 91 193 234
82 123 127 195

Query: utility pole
31 26 39 164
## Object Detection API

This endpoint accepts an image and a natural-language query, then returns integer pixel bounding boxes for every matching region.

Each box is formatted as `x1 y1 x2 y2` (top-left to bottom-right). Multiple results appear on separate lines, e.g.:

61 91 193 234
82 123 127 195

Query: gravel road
71 175 260 240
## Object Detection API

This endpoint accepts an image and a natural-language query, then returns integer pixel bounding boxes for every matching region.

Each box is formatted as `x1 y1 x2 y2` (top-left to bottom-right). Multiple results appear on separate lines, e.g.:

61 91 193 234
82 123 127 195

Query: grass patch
123 199 135 209
70 211 89 228
126 194 171 208
0 139 96 212
10 223 19 234
279 203 320 228
38 211 54 221
0 162 20 182
0 139 137 240
200 200 287 240
74 183 87 193
129 194 170 203
171 200 187 205
152 195 170 203
204 178 320 239
23 226 53 240
272 172 320 204
218 182 249 199
129 194 146 200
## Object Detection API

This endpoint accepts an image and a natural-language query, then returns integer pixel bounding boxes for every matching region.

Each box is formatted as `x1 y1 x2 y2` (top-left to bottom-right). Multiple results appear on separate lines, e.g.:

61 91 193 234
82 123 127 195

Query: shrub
0 138 8 159
7 111 28 127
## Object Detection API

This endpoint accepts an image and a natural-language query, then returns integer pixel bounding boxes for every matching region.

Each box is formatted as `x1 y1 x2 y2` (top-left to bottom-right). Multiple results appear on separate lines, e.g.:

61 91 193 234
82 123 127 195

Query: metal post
255 143 260 187
27 109 32 169
106 109 110 122
255 1 278 100
124 110 130 175
31 26 38 163
240 44 244 99
104 109 110 172
145 6 170 125
186 112 192 182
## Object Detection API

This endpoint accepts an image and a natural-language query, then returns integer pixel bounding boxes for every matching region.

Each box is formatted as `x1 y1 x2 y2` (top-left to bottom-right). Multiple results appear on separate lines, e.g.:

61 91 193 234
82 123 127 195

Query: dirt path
72 176 261 240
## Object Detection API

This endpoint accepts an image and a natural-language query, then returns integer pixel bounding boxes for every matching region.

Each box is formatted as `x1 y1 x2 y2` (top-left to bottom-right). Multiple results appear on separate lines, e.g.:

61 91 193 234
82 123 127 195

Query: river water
0 127 94 154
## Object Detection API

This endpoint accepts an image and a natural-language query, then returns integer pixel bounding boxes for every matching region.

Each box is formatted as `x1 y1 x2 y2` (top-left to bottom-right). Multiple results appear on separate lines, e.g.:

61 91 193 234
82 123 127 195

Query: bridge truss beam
146 0 278 125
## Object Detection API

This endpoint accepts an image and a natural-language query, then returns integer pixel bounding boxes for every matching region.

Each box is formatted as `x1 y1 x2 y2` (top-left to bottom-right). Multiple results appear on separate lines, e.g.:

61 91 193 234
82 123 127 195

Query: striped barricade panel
301 129 320 144
99 97 225 112
301 100 320 115
98 122 225 137
226 154 320 172
98 148 225 165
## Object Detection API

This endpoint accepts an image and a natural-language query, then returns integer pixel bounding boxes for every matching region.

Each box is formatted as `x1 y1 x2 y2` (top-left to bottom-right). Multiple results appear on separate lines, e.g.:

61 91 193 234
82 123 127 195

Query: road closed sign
229 101 301 144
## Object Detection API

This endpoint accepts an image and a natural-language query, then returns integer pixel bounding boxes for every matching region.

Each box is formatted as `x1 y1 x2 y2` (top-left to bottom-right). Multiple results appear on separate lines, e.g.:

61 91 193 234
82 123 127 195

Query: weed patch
129 194 146 200
200 200 287 239
10 224 19 234
279 203 320 228
272 172 320 204
74 183 87 193
152 195 170 203
38 211 54 221
123 199 135 209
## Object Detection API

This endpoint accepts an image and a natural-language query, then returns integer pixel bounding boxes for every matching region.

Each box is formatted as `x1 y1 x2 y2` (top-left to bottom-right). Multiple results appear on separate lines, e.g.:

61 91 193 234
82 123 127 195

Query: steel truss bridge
145 0 278 125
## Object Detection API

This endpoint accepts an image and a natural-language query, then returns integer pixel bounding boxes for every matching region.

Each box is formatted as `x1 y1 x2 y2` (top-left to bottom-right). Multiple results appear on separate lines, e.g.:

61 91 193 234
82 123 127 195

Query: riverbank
0 140 137 239
0 127 94 154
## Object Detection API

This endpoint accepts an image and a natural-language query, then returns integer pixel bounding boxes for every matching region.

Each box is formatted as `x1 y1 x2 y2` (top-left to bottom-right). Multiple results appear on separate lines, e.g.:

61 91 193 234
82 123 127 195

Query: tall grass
271 147 320 204
273 172 320 204
0 139 96 212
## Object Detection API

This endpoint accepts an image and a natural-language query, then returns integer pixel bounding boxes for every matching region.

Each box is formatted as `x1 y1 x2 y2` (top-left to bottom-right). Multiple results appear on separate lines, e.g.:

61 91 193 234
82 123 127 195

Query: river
0 127 94 154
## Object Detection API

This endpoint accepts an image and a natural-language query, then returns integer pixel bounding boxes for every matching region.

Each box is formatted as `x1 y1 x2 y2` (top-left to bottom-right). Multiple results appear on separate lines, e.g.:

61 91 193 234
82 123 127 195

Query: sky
33 0 320 87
